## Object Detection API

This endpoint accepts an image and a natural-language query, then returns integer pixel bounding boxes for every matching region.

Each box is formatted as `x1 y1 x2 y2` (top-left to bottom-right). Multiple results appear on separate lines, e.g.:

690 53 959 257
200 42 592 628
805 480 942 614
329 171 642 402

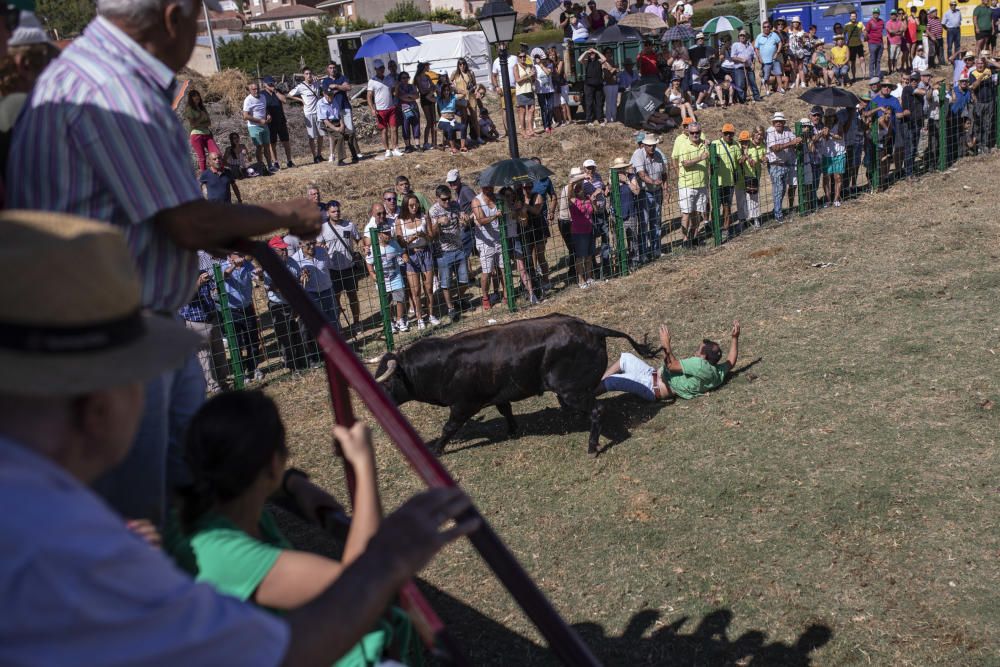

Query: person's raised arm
280 488 479 667
154 199 321 252
659 324 683 373
725 320 740 370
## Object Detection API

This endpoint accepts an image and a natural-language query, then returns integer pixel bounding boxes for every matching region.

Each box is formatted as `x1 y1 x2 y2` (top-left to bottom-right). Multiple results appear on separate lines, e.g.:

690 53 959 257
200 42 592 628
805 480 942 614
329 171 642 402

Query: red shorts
376 107 398 129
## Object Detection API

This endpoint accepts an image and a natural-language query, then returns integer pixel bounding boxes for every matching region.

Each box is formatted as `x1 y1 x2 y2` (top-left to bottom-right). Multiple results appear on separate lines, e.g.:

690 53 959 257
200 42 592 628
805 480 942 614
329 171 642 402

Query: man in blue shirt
199 152 241 204
179 256 230 394
221 251 264 382
318 61 361 162
754 21 783 95
943 1 963 59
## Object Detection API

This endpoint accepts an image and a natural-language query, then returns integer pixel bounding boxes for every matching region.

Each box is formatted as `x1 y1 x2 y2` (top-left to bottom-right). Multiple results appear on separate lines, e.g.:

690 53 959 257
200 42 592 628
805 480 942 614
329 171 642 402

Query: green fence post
608 168 630 276
870 113 881 191
994 82 1000 150
938 82 948 172
795 121 807 215
369 229 395 352
708 142 723 247
497 199 517 313
212 263 244 390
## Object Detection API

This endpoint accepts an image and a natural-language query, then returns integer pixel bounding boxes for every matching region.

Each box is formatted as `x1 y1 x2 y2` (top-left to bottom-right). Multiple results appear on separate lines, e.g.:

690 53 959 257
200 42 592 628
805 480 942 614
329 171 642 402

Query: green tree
384 1 427 24
217 20 333 77
35 0 95 39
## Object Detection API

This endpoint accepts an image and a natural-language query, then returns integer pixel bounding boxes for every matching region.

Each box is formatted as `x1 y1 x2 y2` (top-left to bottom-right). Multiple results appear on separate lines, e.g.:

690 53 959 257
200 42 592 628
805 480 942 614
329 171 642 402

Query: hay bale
202 69 251 116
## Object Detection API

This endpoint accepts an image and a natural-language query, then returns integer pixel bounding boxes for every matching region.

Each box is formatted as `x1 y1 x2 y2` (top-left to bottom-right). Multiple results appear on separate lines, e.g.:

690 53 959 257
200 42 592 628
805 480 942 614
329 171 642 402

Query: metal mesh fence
186 82 999 391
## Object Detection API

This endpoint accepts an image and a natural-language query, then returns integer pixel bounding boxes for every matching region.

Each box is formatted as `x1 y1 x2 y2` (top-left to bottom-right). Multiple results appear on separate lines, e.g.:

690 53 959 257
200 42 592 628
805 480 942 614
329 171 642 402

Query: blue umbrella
353 32 421 60
536 0 562 18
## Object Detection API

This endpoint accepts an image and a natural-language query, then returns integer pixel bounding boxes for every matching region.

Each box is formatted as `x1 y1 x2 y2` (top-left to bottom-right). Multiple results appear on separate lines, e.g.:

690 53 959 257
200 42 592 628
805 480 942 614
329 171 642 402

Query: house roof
198 9 245 31
196 30 303 47
247 5 326 21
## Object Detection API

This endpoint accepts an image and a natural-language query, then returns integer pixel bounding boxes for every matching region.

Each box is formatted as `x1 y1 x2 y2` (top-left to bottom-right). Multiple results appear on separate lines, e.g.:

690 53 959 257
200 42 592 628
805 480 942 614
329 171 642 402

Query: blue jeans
762 60 782 85
436 249 469 289
640 189 663 260
438 120 467 142
92 350 206 526
869 43 883 79
946 27 961 60
768 164 790 220
537 91 555 129
733 65 761 101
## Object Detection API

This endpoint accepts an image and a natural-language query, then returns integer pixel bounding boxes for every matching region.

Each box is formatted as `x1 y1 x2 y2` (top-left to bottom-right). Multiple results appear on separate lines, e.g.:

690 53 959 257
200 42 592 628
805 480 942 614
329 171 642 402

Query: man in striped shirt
6 0 321 527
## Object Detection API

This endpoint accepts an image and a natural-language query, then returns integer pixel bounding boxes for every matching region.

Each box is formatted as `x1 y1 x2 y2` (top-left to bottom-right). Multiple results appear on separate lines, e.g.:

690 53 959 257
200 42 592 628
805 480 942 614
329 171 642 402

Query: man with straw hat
7 0 322 528
0 211 480 665
630 134 668 262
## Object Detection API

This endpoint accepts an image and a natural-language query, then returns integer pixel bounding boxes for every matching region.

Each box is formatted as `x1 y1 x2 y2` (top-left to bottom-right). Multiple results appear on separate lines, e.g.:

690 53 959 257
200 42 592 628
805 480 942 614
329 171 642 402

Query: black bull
373 314 659 455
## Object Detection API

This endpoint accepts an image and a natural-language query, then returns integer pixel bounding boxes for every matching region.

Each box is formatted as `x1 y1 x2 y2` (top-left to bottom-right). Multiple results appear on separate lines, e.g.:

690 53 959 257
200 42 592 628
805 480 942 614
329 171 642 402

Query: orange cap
721 123 736 133
738 130 751 140
681 116 694 126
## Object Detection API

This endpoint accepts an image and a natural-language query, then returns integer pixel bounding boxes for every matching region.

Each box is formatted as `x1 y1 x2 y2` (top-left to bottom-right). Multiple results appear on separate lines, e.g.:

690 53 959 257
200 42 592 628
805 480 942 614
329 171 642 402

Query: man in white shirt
288 66 326 163
0 211 480 667
241 81 277 171
491 54 518 136
367 58 402 158
764 112 802 222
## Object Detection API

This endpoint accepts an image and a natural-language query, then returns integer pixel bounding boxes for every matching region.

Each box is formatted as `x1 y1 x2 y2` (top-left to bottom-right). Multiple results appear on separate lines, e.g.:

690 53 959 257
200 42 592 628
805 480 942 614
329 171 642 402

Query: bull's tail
587 324 661 359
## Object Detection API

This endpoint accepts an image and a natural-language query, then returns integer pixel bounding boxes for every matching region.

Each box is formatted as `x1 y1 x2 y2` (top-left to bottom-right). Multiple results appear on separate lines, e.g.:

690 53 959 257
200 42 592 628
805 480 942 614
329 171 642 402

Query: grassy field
266 147 1000 666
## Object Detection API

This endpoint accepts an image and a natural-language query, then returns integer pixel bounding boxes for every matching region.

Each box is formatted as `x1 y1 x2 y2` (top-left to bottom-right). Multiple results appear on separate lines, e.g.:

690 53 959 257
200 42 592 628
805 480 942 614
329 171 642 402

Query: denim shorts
571 233 595 259
436 249 469 288
403 247 433 273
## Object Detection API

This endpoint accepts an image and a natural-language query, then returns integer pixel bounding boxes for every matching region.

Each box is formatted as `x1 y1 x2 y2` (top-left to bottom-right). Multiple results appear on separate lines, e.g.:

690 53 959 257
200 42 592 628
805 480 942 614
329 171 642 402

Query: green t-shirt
712 138 740 187
671 134 709 189
743 144 766 179
660 357 729 399
844 20 864 47
975 4 993 31
172 511 415 667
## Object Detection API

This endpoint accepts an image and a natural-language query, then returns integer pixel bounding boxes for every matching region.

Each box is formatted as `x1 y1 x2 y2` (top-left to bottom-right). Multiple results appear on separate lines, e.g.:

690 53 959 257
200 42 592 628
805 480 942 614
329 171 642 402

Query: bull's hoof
588 445 600 458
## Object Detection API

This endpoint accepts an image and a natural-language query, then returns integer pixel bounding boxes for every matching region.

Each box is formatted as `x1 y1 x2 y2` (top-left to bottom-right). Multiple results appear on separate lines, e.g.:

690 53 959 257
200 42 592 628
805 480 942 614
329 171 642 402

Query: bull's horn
375 359 397 383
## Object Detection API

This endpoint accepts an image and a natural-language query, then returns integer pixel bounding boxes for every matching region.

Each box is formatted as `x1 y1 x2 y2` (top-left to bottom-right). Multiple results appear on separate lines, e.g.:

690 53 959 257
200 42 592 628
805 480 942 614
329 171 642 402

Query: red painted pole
241 240 601 666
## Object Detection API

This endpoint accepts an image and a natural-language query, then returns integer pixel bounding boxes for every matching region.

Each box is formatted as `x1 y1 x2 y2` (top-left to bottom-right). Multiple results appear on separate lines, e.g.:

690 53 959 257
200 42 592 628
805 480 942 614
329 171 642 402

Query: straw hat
610 157 631 170
568 166 586 182
0 210 201 396
641 135 660 145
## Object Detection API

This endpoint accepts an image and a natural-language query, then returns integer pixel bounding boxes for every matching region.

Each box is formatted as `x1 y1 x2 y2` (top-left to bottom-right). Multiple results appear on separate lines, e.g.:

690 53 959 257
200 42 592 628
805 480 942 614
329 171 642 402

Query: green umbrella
701 16 744 34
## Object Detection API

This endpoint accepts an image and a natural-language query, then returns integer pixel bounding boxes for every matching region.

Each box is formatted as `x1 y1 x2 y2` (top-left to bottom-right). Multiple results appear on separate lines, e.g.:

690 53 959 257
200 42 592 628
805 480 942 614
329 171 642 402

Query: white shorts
476 243 504 274
304 113 326 139
559 85 571 106
678 186 708 215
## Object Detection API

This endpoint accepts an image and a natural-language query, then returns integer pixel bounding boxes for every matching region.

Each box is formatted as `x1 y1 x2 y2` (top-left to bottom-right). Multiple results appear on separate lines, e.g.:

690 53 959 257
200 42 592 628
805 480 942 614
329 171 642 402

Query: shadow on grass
419 589 832 666
441 393 664 457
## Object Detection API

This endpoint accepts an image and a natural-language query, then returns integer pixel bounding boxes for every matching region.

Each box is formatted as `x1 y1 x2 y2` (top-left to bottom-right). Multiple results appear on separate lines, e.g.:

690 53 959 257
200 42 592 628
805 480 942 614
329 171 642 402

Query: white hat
641 135 660 145
568 166 586 183
772 112 786 122
696 32 705 39
799 117 810 125
7 11 53 48
582 158 597 168
373 58 385 68
446 168 460 182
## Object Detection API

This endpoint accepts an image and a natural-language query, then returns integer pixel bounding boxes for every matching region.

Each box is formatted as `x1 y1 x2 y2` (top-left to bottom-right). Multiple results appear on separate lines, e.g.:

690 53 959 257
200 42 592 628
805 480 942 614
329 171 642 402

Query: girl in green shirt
172 391 420 667
736 126 766 228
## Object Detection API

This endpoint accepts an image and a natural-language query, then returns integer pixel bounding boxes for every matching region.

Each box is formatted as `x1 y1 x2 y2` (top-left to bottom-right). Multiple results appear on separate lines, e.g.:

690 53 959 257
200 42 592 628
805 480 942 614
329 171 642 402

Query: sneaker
417 319 426 331
391 148 405 157
337 160 348 166
422 142 432 151
268 163 279 173
252 369 265 382
395 319 409 333
385 149 392 158
287 161 295 168
834 200 841 207
753 219 761 229
316 155 325 162
428 314 441 326
578 282 589 290
529 293 540 305
586 278 595 285
448 308 459 322
328 155 335 162
313 155 322 164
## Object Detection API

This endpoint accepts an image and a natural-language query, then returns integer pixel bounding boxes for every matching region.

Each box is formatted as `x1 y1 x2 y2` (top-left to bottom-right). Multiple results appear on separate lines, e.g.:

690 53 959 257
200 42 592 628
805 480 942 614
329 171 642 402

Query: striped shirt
7 16 202 312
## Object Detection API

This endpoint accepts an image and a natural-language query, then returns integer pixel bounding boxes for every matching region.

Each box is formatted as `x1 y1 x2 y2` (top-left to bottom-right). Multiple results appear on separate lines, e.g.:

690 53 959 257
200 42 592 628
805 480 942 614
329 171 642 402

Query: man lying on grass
597 321 740 402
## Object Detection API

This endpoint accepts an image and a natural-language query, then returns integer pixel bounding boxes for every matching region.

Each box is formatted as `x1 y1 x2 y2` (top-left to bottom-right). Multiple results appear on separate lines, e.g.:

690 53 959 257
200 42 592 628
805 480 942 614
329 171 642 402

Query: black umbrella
800 86 861 107
823 2 856 16
662 25 696 42
476 159 554 187
595 24 642 44
617 81 667 128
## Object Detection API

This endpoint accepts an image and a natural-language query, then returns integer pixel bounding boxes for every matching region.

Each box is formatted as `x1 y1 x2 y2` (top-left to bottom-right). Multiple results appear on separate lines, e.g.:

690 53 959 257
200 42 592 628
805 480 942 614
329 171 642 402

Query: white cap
446 169 460 182
8 11 53 48
696 32 705 39
373 58 385 68
583 159 597 168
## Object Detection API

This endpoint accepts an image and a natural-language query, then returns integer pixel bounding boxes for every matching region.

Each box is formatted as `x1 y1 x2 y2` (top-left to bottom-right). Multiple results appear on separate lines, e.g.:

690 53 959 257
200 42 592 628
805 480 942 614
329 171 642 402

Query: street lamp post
478 1 520 159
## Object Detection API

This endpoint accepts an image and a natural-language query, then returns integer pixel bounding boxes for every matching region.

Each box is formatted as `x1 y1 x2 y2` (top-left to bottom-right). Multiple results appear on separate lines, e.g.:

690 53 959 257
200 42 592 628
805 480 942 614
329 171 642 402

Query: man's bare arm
725 320 741 369
155 199 321 252
281 488 479 667
659 324 683 373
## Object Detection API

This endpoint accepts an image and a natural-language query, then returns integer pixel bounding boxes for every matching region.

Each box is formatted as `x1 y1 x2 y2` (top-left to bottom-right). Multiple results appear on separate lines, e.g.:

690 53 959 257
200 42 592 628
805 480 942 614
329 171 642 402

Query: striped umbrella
701 15 744 34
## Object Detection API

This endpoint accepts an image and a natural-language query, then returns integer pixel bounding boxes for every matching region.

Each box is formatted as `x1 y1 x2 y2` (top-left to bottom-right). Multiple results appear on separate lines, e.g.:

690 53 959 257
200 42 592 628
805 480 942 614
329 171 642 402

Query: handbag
325 221 366 279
